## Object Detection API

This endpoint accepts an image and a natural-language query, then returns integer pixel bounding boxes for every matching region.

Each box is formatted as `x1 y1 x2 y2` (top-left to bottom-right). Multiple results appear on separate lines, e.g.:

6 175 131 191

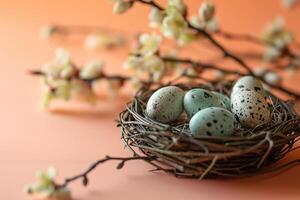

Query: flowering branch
161 56 300 99
30 70 130 84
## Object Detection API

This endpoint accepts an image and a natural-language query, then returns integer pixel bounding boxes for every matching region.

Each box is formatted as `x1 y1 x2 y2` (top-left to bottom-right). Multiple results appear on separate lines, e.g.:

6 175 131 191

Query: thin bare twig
58 155 152 188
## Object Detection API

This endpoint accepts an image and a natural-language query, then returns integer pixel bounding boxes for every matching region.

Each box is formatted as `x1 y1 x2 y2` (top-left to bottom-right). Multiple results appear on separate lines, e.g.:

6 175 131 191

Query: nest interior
118 82 300 179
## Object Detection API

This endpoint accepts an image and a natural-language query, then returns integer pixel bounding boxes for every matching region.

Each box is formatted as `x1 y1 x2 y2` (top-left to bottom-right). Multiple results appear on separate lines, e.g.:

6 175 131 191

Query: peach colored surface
1 0 300 200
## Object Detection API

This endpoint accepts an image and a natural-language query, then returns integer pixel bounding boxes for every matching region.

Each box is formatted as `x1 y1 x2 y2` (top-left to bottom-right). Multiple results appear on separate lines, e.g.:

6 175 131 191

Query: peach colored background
1 0 300 199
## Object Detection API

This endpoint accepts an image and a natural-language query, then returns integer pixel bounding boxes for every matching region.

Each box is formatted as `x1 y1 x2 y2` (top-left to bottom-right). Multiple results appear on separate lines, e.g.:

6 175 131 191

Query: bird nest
118 81 300 179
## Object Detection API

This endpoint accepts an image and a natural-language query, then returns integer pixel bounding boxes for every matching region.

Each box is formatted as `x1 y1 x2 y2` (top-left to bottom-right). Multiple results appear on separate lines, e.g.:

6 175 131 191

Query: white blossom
123 56 144 70
190 2 218 33
130 77 143 90
264 47 281 61
162 8 187 39
264 71 282 85
60 65 75 79
41 48 74 79
253 67 267 77
190 15 204 28
262 17 293 49
80 60 104 79
25 166 71 200
149 7 165 28
139 33 162 56
168 0 187 14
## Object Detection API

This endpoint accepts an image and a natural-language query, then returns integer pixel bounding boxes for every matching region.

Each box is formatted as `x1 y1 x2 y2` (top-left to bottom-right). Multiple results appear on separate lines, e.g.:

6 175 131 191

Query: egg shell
146 86 184 123
189 107 235 136
231 76 266 98
231 90 270 128
212 91 231 110
184 88 225 118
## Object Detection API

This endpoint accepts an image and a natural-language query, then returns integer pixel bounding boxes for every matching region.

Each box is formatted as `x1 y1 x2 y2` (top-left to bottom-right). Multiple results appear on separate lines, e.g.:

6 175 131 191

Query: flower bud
206 18 219 32
264 71 282 85
113 1 133 14
199 1 215 22
55 48 70 66
282 0 297 8
264 47 281 62
214 70 225 80
60 65 75 79
253 67 267 77
149 7 165 28
39 25 56 39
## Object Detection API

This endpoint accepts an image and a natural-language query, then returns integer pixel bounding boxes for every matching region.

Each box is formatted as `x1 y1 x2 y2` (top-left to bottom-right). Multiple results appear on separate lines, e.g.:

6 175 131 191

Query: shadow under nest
118 81 300 179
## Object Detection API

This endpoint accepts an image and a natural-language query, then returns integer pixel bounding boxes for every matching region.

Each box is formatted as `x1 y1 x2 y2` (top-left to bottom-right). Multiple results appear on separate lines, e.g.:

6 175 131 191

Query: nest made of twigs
118 81 300 179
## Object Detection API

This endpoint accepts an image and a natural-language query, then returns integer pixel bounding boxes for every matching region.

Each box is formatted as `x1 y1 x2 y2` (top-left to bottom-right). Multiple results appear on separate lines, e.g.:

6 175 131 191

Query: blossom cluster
39 48 124 107
24 167 71 200
123 33 177 88
190 1 219 33
261 17 293 61
113 0 209 46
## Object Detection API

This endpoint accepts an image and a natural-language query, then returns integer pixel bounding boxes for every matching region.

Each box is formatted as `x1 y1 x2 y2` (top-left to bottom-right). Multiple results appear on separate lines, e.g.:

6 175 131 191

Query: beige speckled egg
146 86 184 123
231 76 266 98
189 107 235 136
231 90 270 128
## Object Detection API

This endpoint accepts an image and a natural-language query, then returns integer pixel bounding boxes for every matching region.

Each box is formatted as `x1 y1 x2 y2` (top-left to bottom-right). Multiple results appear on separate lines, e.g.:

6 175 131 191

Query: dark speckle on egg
231 90 270 128
189 107 235 136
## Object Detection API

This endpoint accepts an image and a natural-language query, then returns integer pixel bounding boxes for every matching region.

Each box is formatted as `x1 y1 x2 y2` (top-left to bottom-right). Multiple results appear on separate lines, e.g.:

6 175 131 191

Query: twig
58 155 151 188
29 70 130 83
216 30 263 45
162 56 245 76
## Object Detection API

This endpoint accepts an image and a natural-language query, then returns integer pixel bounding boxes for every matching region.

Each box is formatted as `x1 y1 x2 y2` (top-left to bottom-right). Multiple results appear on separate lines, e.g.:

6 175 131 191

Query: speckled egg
184 89 225 118
231 76 266 98
231 90 270 128
212 91 231 110
146 86 184 123
189 107 235 136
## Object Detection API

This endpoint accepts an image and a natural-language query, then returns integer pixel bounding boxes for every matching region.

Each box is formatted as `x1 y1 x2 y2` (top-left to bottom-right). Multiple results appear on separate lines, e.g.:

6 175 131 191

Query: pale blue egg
189 107 235 136
146 86 184 123
212 91 231 110
184 88 225 118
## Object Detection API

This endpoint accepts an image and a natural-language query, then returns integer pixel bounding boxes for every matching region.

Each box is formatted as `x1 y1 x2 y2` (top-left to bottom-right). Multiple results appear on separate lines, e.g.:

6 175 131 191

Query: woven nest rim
118 81 300 179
